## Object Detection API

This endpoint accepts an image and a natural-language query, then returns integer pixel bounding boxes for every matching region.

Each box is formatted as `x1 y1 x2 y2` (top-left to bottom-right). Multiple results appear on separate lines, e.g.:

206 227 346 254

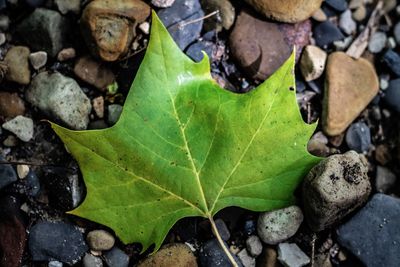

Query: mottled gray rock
277 243 310 267
55 0 80 14
83 253 103 267
375 166 397 193
107 104 123 125
345 122 371 153
368 32 387 54
302 151 371 231
2 116 33 142
246 235 262 257
339 9 356 35
337 194 400 267
29 51 47 70
238 249 255 267
257 206 303 245
104 248 129 267
48 261 63 267
26 72 91 130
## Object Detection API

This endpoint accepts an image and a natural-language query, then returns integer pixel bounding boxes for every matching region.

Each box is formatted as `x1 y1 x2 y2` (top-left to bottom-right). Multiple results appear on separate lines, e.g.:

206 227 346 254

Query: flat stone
345 122 371 153
83 253 103 267
277 243 310 267
337 194 400 267
16 8 69 57
4 46 31 85
300 45 327 81
26 72 92 130
74 56 115 91
86 230 115 251
238 249 255 267
243 0 323 23
2 115 34 142
0 92 25 119
246 235 262 257
314 21 345 47
81 0 150 61
339 9 356 35
302 151 371 231
103 247 129 267
57 48 76 62
137 243 197 267
29 51 47 70
322 52 379 136
375 166 397 193
257 206 303 245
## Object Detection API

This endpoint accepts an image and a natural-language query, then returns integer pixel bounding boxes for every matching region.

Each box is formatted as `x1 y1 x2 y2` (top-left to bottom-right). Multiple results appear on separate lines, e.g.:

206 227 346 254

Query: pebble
201 0 235 32
28 221 88 265
375 166 397 193
48 261 63 267
3 135 17 147
352 5 366 21
387 37 396 49
337 194 400 267
325 0 348 12
0 92 25 119
314 21 345 47
238 249 255 267
383 79 400 112
333 35 353 51
23 170 41 197
54 0 81 14
339 9 356 35
83 253 103 267
312 8 327 22
86 230 115 251
57 48 76 62
383 0 397 13
277 243 310 267
139 22 150 35
199 239 242 267
158 0 204 51
107 104 123 125
16 8 69 57
368 32 387 53
0 14 9 31
103 247 129 267
0 196 26 267
322 52 379 136
186 41 215 62
74 56 115 91
215 218 231 241
92 96 104 119
246 235 262 257
17 164 29 179
81 0 150 61
345 122 371 153
394 22 400 44
0 33 6 45
137 243 197 267
26 72 92 130
2 115 34 142
302 151 371 231
382 50 400 76
257 206 303 245
300 45 327 81
151 0 175 8
243 0 323 23
29 51 48 70
375 144 391 165
4 46 31 85
307 131 330 157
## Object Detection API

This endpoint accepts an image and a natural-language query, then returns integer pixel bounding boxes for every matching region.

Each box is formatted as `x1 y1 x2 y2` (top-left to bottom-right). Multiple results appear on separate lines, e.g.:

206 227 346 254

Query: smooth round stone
345 122 371 153
368 32 387 53
257 206 303 245
86 230 115 251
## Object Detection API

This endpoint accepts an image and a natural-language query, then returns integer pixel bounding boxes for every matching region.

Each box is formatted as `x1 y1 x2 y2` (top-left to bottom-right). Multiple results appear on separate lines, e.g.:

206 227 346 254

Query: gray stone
339 10 356 35
302 151 371 231
375 166 397 193
104 248 129 267
151 0 175 8
246 235 262 257
48 261 63 267
28 221 88 265
368 32 387 53
345 122 371 153
215 219 230 241
300 45 327 82
383 79 400 112
107 104 123 125
277 243 310 267
394 22 400 45
257 206 303 245
83 253 103 267
26 72 91 130
86 230 115 251
29 51 47 70
0 15 10 31
307 131 330 157
337 194 400 267
55 0 80 14
238 249 255 267
0 156 17 190
16 8 69 57
2 116 34 142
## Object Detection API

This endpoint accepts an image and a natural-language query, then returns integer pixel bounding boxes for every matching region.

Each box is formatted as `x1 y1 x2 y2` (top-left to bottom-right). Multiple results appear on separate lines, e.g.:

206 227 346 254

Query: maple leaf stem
209 216 239 267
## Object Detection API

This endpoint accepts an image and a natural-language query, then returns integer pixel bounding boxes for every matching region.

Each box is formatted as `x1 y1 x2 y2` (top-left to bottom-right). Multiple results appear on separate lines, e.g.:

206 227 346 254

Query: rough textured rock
25 72 91 130
238 249 255 267
103 247 129 267
322 52 379 136
137 243 197 267
243 0 323 23
55 0 81 14
4 46 31 85
74 56 115 91
300 45 327 81
303 151 371 231
81 0 150 61
337 194 400 267
2 115 34 142
83 253 103 267
86 230 115 251
277 243 310 267
0 92 25 119
29 51 47 70
257 206 303 245
246 235 262 257
16 8 69 57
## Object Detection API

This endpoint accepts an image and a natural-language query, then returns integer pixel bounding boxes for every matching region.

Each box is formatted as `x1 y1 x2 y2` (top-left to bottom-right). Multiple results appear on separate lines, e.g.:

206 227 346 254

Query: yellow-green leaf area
51 11 321 252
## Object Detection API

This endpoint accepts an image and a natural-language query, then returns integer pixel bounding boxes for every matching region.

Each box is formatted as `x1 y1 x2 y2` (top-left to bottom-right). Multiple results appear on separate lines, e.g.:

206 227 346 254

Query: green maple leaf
51 12 320 253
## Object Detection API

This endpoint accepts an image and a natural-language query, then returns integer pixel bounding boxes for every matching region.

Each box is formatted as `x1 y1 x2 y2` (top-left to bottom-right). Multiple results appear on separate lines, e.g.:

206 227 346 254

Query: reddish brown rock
81 0 151 61
74 56 115 91
323 52 379 136
0 92 25 119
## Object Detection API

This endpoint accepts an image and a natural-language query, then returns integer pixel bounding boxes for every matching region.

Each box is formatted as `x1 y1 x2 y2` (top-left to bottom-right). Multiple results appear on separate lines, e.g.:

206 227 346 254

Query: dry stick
177 10 220 29
209 216 239 267
346 0 384 58
310 233 317 267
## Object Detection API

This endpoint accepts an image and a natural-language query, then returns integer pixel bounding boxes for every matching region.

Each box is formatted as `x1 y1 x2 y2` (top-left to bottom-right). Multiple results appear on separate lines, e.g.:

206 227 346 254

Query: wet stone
314 21 345 47
345 122 371 153
104 247 129 267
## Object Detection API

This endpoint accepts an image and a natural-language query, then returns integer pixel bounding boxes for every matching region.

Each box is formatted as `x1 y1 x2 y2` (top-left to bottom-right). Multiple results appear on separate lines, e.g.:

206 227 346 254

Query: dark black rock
345 122 371 153
0 0 6 10
24 0 46 7
244 220 256 235
186 41 215 62
337 194 400 267
321 4 337 17
383 79 400 112
28 221 88 264
158 0 204 50
215 219 231 241
382 50 400 77
325 0 348 12
296 80 306 93
104 247 129 267
314 21 345 47
0 157 17 190
24 171 40 197
199 239 243 267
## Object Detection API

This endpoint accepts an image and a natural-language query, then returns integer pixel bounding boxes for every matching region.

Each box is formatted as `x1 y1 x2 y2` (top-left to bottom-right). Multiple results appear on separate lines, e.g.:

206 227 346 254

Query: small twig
177 10 219 29
346 1 384 58
310 233 317 267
